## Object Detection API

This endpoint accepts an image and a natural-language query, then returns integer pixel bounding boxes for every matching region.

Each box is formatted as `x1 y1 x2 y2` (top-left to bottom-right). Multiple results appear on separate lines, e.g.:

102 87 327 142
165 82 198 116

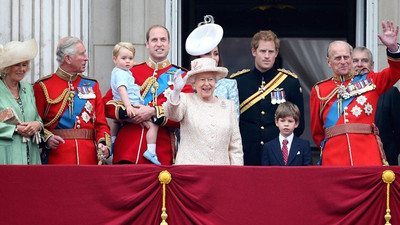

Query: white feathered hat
185 15 223 56
0 39 38 69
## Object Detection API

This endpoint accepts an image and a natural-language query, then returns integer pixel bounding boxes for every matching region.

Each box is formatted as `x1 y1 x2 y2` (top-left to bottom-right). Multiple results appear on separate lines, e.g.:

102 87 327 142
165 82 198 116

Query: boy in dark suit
262 101 312 166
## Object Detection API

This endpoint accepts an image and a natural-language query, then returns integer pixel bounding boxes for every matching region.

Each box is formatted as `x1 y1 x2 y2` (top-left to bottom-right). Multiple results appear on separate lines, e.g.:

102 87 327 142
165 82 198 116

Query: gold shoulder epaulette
171 64 189 72
229 69 250 78
78 74 98 82
34 74 53 83
278 68 298 79
313 77 332 87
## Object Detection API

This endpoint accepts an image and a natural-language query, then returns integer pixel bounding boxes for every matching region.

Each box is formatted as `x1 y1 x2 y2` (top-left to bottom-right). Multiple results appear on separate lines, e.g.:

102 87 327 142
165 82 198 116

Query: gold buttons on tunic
260 126 264 130
261 111 265 115
260 141 264 145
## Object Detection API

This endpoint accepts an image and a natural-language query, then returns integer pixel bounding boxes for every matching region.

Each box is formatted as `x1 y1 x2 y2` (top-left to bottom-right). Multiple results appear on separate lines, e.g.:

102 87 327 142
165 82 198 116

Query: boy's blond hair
112 42 135 58
274 101 300 122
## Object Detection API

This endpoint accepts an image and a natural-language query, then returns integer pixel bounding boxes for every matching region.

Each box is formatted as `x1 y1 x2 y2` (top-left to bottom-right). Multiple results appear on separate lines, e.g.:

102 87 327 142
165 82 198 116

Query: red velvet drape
0 165 398 225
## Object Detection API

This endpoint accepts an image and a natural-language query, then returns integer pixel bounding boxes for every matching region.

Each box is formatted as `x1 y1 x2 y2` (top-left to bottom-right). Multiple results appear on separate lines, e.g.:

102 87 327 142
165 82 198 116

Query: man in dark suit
352 46 400 165
262 102 312 166
231 30 305 166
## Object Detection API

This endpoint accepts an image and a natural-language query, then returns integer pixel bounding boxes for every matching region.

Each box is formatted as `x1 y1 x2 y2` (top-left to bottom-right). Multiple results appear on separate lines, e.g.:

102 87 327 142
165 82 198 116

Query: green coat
0 80 43 164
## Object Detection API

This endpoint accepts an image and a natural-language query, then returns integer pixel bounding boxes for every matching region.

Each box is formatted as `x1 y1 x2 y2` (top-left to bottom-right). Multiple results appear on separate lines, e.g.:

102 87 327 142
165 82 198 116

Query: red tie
282 139 288 165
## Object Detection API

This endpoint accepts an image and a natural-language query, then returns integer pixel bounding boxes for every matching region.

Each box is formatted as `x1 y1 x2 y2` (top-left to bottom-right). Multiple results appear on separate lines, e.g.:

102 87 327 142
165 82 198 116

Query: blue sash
56 78 95 129
143 67 183 105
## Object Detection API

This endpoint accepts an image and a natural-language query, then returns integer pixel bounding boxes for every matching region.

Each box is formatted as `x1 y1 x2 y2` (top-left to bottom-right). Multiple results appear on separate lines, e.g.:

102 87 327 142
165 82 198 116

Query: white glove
170 69 187 104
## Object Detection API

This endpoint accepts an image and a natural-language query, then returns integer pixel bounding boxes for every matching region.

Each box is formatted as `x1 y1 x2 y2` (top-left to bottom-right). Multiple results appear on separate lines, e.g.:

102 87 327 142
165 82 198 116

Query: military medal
337 84 350 99
276 91 281 104
259 80 266 93
280 90 286 103
81 111 90 123
356 95 367 105
85 101 93 114
350 105 362 117
337 78 376 100
167 71 174 86
271 91 277 105
77 86 96 99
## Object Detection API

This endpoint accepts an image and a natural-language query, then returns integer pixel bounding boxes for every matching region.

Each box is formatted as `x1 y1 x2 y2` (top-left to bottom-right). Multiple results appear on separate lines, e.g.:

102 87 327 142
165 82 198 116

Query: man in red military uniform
310 20 400 166
103 25 193 164
34 37 111 165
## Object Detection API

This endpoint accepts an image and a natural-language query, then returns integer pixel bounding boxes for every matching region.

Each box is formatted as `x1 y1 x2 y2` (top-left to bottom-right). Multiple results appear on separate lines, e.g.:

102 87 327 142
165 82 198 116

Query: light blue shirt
213 78 240 119
111 67 144 105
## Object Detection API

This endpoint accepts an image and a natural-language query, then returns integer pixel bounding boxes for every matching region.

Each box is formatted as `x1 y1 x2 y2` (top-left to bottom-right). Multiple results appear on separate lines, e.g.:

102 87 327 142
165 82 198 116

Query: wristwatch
14 126 18 134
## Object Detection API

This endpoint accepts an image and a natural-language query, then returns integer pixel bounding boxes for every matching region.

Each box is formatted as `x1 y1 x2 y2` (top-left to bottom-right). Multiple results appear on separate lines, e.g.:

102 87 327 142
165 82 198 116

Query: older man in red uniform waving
103 25 192 165
310 21 400 166
34 37 111 165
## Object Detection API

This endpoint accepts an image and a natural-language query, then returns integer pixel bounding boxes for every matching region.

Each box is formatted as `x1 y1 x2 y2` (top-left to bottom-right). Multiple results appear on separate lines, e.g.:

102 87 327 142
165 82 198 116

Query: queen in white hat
164 57 243 165
185 15 240 120
0 39 43 165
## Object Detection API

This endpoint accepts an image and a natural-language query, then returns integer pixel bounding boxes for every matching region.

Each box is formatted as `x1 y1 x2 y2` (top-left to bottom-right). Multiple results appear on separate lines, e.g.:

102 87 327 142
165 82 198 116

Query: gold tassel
382 170 395 225
159 170 172 225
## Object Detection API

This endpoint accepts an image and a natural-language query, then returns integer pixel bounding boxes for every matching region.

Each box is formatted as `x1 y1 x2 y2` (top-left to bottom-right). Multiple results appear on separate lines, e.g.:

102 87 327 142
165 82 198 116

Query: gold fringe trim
229 69 250 78
277 68 298 79
314 84 340 119
39 82 72 127
105 100 125 120
141 76 157 100
159 170 172 225
382 170 395 225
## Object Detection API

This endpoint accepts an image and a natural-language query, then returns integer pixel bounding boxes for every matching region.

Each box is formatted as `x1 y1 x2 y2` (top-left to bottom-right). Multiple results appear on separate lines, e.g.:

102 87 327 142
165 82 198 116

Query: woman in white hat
185 16 240 120
164 58 243 165
0 39 43 164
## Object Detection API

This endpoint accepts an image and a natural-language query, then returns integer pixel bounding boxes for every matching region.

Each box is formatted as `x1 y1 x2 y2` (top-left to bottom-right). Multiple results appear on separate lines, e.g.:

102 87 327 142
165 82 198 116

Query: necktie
282 139 289 165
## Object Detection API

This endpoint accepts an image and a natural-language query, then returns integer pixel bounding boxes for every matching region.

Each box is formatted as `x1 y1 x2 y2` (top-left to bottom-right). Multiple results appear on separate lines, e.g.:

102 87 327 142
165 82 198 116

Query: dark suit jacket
375 87 400 165
261 136 313 166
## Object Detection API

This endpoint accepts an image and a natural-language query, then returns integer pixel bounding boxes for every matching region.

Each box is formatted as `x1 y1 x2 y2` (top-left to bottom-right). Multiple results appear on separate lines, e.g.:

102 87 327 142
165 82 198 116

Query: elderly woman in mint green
0 39 43 164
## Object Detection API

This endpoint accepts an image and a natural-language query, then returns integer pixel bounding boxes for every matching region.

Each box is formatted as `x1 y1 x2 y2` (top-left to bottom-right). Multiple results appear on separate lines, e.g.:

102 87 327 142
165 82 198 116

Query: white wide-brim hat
185 23 223 56
0 39 38 69
186 58 228 85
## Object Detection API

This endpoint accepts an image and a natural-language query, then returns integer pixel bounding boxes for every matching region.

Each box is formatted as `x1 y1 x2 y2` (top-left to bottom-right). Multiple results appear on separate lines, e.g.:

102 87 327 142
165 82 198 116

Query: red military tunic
310 51 400 166
103 58 193 165
34 68 111 164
